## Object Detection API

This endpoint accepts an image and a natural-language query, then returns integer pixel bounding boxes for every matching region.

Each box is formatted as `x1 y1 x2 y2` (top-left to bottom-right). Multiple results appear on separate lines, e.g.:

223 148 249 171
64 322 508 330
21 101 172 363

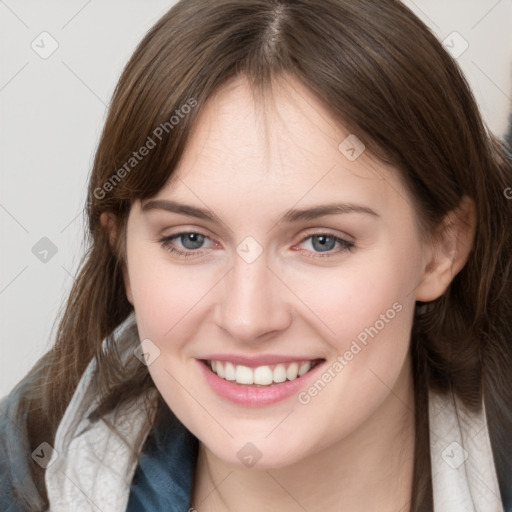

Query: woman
1 0 511 510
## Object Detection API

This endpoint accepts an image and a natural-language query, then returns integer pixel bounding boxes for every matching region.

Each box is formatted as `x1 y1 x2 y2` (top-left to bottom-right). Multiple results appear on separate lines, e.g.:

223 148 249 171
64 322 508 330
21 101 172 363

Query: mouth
197 356 327 407
201 358 325 387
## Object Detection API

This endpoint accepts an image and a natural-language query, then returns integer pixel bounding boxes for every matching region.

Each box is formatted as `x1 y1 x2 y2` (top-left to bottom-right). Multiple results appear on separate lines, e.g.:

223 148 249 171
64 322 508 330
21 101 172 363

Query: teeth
235 365 254 384
225 362 236 381
208 359 316 385
273 364 287 383
286 362 299 380
298 362 311 376
254 366 273 385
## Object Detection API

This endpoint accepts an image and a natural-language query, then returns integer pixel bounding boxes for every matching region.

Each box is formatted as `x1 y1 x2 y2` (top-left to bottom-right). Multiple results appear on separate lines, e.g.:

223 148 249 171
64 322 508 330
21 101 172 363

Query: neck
191 359 416 512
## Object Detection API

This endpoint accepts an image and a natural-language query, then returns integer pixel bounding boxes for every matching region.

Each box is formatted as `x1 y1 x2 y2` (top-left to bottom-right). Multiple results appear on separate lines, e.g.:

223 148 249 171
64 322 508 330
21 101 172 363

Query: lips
196 354 326 406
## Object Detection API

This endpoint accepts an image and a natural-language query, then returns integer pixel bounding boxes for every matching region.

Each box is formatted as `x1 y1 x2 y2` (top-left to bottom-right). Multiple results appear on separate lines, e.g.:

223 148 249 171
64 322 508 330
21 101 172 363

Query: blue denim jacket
125 402 198 512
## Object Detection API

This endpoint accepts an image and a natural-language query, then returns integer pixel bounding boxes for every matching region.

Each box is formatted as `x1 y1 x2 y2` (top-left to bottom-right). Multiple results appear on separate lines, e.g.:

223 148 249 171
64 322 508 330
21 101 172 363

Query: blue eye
299 233 355 257
159 231 211 258
158 231 355 259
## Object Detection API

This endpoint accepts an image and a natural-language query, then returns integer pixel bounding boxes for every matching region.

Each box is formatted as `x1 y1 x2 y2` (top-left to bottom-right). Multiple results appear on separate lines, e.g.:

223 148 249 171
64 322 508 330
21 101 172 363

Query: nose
214 252 294 343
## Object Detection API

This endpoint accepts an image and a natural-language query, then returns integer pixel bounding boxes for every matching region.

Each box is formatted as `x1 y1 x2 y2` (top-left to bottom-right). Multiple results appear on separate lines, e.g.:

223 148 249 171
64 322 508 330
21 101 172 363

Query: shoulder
0 392 18 505
486 393 512 511
0 387 46 511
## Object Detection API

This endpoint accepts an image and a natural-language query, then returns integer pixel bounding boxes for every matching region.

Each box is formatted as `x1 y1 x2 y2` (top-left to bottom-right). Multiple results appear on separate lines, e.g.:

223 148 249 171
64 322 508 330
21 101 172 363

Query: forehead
154 75 414 221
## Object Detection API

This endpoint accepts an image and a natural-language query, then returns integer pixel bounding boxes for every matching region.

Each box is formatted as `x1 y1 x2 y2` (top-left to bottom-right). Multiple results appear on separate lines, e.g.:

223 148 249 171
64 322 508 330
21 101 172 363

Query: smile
206 359 322 386
197 356 326 406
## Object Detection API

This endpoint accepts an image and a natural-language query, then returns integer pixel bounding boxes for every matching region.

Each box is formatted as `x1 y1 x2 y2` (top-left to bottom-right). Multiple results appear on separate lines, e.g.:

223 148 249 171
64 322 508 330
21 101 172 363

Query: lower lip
197 359 325 407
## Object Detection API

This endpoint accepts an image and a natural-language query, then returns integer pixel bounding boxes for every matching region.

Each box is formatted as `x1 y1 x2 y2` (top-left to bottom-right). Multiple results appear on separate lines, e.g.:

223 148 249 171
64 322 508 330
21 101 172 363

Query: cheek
126 249 214 420
284 249 417 352
303 253 416 409
127 245 214 340
283 247 418 414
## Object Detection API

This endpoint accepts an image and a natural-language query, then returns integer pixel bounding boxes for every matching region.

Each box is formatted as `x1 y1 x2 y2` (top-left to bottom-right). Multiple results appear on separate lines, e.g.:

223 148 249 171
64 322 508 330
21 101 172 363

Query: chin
203 434 313 470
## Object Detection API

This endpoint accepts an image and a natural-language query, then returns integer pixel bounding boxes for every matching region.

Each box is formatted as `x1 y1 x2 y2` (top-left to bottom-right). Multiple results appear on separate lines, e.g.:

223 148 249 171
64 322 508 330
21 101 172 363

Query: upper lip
199 354 324 368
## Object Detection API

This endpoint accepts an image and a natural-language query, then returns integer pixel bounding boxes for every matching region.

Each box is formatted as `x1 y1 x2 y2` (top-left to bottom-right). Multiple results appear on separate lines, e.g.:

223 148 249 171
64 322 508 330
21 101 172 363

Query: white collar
429 389 504 511
45 313 159 511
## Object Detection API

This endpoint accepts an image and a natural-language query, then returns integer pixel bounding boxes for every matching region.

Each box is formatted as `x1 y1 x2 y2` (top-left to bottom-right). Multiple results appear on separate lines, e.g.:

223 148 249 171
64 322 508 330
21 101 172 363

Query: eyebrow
141 199 379 224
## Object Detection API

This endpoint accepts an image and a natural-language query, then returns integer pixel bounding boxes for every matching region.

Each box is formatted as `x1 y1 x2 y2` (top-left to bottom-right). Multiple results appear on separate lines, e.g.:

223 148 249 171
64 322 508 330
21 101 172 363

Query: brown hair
10 0 512 509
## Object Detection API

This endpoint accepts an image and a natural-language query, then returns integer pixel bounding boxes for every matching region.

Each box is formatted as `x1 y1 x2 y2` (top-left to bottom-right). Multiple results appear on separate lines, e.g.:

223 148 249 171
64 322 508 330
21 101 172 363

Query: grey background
1 0 511 398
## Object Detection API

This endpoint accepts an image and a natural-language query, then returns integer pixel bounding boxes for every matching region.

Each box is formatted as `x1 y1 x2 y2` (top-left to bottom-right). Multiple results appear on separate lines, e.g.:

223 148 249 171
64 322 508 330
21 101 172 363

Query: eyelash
158 230 355 259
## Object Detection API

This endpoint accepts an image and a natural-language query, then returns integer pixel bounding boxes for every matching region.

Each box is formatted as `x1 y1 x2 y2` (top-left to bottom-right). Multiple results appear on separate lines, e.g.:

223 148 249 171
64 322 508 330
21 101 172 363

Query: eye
159 231 214 258
295 231 355 258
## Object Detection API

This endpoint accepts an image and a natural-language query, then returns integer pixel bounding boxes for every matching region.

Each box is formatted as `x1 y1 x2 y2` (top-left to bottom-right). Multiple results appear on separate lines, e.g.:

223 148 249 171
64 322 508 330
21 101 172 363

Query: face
122 74 432 469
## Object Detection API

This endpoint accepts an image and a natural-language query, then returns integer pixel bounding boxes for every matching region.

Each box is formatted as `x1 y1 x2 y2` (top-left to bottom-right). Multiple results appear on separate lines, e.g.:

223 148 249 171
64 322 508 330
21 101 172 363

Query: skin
102 74 475 511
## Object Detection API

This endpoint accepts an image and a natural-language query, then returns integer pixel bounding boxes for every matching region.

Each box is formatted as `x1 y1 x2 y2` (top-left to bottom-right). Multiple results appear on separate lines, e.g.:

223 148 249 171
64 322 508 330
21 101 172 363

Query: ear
415 196 476 302
100 212 133 305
